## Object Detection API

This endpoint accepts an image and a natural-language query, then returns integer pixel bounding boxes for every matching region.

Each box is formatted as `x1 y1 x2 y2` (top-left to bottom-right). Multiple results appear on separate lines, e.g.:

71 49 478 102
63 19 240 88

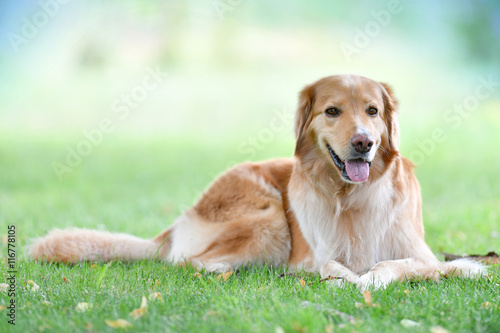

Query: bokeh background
1 1 499 255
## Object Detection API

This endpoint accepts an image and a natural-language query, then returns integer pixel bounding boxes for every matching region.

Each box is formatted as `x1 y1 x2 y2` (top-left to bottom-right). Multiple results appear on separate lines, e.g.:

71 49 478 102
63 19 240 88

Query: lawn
1 1 499 331
0 122 499 332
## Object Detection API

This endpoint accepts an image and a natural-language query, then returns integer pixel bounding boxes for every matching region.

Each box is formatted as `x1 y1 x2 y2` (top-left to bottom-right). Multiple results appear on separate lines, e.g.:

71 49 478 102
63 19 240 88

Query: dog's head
294 74 400 184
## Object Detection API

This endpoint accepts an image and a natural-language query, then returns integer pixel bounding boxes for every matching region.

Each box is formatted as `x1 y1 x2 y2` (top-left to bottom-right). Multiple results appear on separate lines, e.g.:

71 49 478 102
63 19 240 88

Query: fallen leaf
363 290 372 306
155 280 159 286
85 323 93 330
75 302 92 313
0 283 8 292
191 273 202 278
481 301 491 309
130 307 147 320
299 279 306 287
404 289 410 295
148 292 162 301
400 319 420 328
430 326 450 333
0 305 6 311
27 280 40 291
105 319 132 329
62 276 69 283
130 296 148 320
216 271 233 281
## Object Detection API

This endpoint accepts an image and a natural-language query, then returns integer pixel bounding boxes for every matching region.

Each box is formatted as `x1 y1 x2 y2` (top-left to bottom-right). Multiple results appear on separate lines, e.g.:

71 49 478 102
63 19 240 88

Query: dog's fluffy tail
29 227 173 264
438 258 488 278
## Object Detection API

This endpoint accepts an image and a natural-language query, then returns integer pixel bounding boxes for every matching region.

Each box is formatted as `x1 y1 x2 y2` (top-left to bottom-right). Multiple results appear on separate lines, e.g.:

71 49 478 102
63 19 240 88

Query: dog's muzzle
327 144 372 183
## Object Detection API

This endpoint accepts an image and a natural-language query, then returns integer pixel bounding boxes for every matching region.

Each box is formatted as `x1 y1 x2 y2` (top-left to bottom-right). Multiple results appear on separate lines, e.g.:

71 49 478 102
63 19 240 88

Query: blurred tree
452 1 500 65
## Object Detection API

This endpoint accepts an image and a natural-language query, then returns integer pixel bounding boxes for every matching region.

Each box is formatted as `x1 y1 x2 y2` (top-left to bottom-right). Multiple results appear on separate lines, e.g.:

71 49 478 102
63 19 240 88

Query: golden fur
30 74 486 289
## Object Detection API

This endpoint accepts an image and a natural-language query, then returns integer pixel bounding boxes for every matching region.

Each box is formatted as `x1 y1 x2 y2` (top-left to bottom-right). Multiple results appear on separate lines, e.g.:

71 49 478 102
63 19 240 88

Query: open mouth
326 144 372 183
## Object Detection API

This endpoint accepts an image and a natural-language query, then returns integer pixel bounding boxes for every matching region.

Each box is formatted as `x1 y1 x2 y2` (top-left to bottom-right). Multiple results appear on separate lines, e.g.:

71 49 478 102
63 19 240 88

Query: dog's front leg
356 258 439 290
320 260 360 286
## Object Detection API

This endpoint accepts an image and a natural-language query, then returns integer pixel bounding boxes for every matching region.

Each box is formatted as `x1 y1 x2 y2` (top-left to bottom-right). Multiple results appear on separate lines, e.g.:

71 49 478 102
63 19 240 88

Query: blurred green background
0 1 499 254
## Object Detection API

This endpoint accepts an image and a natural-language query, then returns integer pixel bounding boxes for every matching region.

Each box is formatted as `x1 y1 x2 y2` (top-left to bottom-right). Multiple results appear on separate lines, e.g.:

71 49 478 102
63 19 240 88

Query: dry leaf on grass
216 271 233 281
363 291 372 306
62 276 69 283
299 279 306 287
148 292 162 302
404 289 410 295
130 296 148 320
191 273 202 278
0 305 6 311
75 302 92 313
0 283 8 292
481 302 491 309
130 307 147 320
27 280 40 291
105 319 132 329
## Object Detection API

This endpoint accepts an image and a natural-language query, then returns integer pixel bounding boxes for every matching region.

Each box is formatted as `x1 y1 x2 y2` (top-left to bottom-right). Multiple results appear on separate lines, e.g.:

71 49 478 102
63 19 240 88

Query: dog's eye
367 107 378 116
325 107 340 117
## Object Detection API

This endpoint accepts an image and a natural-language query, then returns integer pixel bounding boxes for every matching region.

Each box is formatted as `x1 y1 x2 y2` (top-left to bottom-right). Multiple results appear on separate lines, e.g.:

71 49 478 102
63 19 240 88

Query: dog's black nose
351 134 373 153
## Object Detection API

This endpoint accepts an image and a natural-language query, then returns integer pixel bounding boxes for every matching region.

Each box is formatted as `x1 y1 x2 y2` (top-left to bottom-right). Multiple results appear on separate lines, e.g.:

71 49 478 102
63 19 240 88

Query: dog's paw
192 261 233 273
356 271 394 291
320 260 359 286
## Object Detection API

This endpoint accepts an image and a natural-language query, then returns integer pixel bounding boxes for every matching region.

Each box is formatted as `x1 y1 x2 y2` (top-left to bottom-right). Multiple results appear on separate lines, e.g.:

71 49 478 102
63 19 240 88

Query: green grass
5 262 500 332
0 123 499 332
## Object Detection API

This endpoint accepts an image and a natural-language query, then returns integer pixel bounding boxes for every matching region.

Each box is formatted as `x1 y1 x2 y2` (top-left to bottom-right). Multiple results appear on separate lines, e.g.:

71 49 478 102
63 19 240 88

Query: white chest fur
289 172 399 274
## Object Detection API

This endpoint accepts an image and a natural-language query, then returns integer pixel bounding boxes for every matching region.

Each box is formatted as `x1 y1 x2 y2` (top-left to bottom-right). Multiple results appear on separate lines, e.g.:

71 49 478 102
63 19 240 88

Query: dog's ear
294 83 316 152
380 82 400 153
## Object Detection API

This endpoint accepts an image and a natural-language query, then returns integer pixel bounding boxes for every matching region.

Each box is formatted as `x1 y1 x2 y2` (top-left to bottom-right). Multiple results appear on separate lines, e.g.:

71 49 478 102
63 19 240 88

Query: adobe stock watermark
218 106 295 169
340 0 404 63
7 0 72 53
51 66 168 180
212 0 243 20
408 75 499 165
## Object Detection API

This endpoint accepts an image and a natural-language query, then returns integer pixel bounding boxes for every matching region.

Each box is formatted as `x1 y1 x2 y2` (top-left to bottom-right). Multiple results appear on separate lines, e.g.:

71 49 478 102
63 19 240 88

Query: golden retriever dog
30 74 486 289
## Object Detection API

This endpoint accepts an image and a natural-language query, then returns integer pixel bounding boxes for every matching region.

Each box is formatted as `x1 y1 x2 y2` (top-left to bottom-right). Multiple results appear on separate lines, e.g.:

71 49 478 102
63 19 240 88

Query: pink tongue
345 160 369 182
